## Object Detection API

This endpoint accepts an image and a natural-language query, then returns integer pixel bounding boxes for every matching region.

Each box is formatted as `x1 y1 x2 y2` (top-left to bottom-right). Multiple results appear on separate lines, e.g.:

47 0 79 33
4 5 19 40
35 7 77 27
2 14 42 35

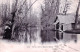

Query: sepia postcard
0 0 80 52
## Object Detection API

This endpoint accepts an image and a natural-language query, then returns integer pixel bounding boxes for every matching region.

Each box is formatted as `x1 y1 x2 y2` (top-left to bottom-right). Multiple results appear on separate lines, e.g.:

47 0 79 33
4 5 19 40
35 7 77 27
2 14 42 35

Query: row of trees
40 0 60 42
0 0 75 42
0 0 39 41
41 0 59 30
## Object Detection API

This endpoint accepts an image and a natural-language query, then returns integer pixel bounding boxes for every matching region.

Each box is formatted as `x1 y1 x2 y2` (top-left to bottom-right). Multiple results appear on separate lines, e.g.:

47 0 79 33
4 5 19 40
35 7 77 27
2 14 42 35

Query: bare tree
11 0 38 42
63 0 71 15
41 0 59 30
40 0 59 42
74 0 80 29
0 1 13 39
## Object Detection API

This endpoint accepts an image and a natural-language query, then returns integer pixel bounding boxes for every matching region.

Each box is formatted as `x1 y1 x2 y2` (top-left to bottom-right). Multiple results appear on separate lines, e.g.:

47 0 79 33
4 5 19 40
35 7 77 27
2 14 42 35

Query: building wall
63 24 72 31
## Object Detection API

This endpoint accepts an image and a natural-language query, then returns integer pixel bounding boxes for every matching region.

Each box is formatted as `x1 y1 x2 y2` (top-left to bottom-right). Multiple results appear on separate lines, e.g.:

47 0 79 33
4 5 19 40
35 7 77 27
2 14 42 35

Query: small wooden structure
54 14 75 31
54 0 80 34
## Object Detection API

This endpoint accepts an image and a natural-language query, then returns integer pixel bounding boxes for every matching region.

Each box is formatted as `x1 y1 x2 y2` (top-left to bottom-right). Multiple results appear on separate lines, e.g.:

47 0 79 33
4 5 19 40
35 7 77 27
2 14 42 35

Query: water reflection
27 27 41 43
1 26 79 43
62 32 77 43
41 30 78 43
41 30 56 42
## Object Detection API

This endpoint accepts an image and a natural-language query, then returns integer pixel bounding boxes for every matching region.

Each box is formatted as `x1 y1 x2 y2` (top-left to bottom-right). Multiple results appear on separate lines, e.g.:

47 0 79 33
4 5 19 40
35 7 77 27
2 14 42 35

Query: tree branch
26 0 38 14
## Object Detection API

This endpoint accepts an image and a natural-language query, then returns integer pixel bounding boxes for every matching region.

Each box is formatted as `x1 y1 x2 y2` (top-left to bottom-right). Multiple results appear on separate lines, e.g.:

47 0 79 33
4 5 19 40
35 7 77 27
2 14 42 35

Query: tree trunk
74 0 80 29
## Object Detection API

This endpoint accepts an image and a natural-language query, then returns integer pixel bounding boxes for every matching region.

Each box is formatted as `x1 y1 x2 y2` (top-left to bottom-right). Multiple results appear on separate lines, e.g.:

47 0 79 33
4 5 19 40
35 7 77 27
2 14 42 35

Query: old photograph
0 0 80 52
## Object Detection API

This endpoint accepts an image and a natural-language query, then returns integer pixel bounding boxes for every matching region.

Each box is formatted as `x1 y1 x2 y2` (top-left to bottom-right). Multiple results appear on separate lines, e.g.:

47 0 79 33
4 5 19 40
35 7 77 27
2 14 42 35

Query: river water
1 27 80 43
41 30 80 43
23 27 80 43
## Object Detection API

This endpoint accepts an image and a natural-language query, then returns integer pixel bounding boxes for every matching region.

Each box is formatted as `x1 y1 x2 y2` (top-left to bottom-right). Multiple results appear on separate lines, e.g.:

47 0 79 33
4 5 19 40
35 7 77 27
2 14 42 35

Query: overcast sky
60 0 80 14
0 0 79 14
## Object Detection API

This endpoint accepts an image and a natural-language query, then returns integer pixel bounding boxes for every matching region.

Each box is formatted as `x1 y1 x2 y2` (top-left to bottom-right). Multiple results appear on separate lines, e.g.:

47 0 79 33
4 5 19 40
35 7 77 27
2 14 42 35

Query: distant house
54 14 75 31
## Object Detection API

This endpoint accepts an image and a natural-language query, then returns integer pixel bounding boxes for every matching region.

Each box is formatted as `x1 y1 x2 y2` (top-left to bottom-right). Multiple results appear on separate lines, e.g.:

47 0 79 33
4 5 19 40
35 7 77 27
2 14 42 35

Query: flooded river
0 27 80 43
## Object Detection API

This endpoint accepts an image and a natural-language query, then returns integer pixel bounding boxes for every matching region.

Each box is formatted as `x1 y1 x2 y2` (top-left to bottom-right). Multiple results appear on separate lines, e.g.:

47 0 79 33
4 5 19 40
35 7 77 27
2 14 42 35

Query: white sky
0 0 13 4
0 0 79 14
60 0 80 14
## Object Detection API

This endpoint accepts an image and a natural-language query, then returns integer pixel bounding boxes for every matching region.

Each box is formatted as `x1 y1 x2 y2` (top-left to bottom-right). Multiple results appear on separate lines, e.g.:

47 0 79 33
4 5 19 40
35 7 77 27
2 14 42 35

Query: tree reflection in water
41 30 77 43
